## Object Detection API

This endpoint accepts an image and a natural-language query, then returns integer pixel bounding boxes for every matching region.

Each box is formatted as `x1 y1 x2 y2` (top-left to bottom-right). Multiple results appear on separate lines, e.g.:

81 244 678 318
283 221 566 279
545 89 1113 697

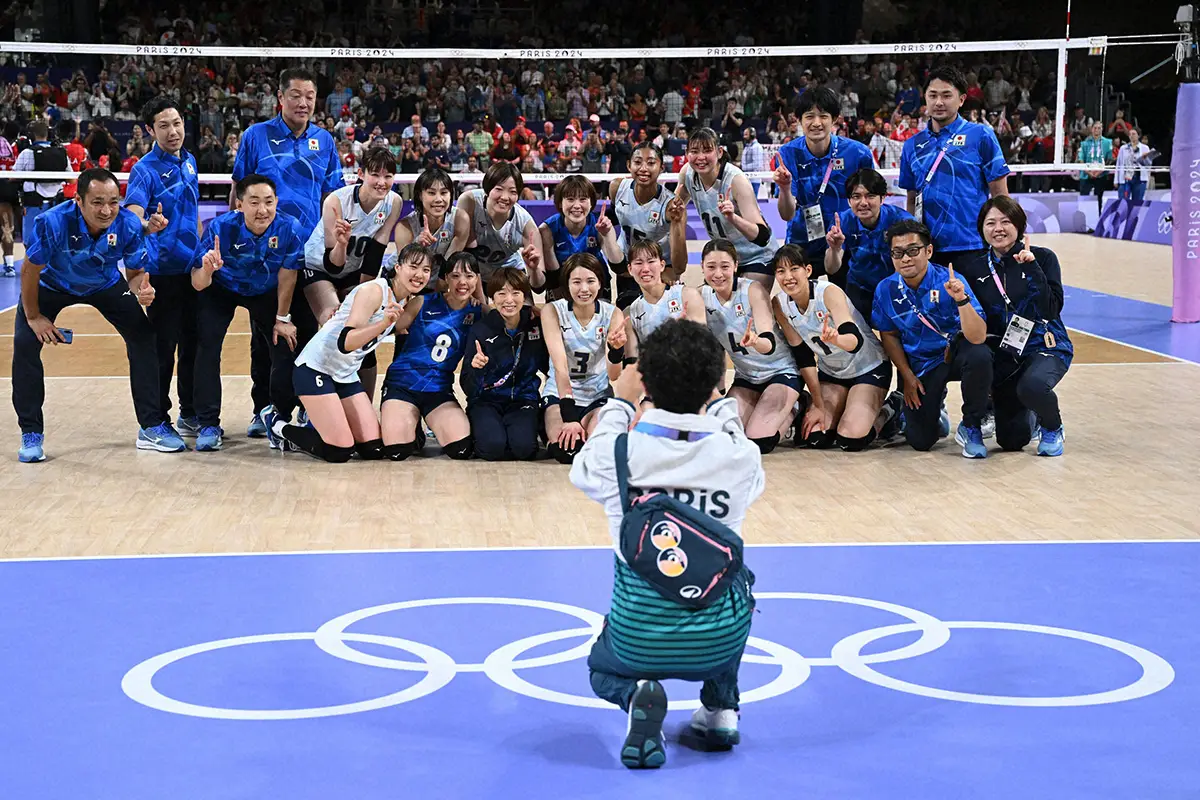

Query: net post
1055 45 1069 167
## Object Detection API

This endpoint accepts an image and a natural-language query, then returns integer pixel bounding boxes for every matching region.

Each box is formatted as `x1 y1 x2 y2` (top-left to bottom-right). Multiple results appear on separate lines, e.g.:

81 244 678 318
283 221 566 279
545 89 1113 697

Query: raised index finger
948 264 956 282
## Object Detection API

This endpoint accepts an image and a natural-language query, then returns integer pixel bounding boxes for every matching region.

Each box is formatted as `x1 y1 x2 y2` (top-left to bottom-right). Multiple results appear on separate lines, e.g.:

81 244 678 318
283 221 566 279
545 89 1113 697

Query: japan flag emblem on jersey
929 289 940 304
668 298 681 314
832 158 845 170
375 211 386 224
186 162 195 174
597 326 606 340
268 236 279 249
106 233 117 247
648 210 661 224
951 134 968 146
308 138 320 151
734 302 745 317
816 310 826 321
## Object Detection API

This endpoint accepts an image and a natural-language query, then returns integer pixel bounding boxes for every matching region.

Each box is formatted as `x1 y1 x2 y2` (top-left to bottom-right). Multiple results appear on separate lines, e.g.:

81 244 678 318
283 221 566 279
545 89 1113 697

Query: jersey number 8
430 333 453 362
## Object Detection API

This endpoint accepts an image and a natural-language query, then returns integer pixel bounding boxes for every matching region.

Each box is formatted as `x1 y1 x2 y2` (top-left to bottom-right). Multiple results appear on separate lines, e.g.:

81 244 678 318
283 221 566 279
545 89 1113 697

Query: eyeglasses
889 245 927 260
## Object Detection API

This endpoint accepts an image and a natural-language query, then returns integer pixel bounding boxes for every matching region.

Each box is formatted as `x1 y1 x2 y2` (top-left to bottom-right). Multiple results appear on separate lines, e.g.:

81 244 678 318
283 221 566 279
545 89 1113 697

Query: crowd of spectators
0 0 1148 194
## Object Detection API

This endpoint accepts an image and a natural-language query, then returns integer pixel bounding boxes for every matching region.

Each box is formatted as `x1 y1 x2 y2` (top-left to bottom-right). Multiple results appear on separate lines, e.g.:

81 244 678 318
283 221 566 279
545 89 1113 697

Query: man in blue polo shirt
191 175 305 452
774 87 877 285
899 65 1010 266
232 66 342 437
125 97 202 438
825 168 914 320
12 168 185 462
872 219 993 458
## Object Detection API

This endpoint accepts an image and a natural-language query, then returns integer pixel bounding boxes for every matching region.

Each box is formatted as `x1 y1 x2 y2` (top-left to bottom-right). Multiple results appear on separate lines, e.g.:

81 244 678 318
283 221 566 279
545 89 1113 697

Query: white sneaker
981 412 996 439
689 705 740 747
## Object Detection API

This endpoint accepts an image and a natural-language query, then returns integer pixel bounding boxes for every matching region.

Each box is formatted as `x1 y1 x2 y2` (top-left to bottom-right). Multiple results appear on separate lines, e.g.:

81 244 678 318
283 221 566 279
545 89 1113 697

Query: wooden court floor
0 235 1197 558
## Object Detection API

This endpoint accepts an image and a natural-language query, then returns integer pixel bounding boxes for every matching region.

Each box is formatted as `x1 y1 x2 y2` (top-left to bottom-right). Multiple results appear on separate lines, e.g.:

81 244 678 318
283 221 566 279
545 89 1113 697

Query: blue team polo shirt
898 115 1010 253
124 144 201 275
25 202 149 296
231 115 342 234
776 134 877 258
837 202 914 300
193 210 305 296
871 261 986 378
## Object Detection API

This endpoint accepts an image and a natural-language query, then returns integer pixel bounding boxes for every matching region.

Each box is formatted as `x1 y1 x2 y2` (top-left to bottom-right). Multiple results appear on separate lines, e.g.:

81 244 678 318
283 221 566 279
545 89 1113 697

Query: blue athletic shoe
137 422 187 452
955 423 988 459
247 414 267 438
1037 426 1064 457
196 426 224 451
18 432 45 463
621 680 668 769
176 415 201 437
261 405 292 450
938 409 951 439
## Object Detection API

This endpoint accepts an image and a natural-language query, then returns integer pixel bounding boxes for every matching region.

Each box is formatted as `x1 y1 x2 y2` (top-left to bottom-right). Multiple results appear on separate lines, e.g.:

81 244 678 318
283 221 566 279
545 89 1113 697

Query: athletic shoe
261 405 290 450
981 412 996 440
2 265 15 278
689 706 741 747
196 426 224 451
621 680 668 769
937 408 951 439
136 422 187 452
176 416 202 438
955 423 988 459
297 408 312 429
18 432 45 463
877 391 905 442
1037 426 1065 457
246 414 267 438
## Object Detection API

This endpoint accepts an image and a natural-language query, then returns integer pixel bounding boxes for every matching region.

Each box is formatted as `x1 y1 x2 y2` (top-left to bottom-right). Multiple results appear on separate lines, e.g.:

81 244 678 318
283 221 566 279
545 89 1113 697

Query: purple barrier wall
1095 198 1174 246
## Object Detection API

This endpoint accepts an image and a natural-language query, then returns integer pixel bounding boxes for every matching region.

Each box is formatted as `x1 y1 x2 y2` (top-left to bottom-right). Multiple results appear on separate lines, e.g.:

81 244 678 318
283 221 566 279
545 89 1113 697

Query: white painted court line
1065 325 1192 364
1 539 1197 564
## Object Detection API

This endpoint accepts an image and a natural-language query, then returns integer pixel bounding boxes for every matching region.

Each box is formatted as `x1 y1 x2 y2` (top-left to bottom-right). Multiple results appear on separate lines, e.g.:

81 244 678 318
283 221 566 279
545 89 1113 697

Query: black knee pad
442 436 473 460
752 433 780 454
836 429 877 452
326 443 355 463
800 429 836 449
361 350 377 371
355 438 384 460
547 442 579 464
382 441 419 461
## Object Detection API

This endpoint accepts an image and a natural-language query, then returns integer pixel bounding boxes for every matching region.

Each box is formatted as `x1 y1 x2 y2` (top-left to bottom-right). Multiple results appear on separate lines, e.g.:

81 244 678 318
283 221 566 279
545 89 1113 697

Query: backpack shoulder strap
614 433 633 513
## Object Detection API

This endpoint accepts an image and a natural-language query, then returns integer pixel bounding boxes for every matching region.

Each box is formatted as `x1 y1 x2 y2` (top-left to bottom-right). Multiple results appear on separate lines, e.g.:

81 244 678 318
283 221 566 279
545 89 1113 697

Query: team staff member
232 67 342 438
872 219 993 457
125 97 201 437
190 175 306 453
899 65 1009 266
774 87 877 282
824 169 914 319
12 168 184 462
570 319 763 769
959 197 1071 456
459 267 549 461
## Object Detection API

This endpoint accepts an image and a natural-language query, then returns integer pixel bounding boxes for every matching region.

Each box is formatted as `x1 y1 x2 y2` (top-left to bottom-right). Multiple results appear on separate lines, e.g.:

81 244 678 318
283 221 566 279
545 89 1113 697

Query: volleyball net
0 34 1180 188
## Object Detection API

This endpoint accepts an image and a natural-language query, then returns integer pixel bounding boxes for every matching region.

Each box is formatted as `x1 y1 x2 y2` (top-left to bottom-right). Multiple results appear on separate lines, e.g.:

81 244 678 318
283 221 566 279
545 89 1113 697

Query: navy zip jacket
459 306 549 406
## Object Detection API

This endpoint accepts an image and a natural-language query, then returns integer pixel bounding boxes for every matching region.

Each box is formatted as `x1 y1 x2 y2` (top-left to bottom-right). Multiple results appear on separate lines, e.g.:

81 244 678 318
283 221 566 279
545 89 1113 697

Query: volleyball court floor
1 233 1198 797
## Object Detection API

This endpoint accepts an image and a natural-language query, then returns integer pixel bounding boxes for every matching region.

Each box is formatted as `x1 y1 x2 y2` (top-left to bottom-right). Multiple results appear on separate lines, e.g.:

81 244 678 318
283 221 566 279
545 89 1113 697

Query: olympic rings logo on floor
120 593 1176 721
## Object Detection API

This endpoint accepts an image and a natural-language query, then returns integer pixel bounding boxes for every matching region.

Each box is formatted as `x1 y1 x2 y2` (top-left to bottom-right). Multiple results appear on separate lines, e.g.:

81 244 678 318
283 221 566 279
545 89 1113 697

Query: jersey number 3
570 351 589 378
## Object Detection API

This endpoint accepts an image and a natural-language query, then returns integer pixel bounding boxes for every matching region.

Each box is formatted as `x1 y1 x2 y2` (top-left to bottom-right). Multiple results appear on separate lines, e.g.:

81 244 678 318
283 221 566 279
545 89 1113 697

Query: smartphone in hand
58 327 73 344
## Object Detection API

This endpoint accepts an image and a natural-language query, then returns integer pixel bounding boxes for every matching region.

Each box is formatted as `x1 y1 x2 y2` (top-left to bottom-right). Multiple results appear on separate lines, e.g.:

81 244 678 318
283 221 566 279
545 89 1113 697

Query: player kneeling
275 243 433 462
771 245 901 450
570 319 763 769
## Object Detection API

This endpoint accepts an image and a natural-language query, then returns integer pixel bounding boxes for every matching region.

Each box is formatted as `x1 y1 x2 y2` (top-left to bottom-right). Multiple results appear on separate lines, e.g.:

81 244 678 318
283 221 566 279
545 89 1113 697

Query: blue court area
1 542 1195 799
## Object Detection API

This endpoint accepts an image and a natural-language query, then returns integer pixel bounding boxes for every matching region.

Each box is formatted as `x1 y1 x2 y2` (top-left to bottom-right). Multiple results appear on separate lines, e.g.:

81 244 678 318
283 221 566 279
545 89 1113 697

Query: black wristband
789 343 816 369
559 397 580 423
622 356 638 366
607 345 625 364
956 297 970 307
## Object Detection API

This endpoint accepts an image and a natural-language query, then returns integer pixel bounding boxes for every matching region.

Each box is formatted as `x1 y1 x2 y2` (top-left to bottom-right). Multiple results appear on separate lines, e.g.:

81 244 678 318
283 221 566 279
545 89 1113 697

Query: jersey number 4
430 333 453 362
727 332 749 356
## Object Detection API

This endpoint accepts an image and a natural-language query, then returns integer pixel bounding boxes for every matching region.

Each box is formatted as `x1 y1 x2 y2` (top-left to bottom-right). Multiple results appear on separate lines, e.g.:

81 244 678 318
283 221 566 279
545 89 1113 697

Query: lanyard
901 286 948 339
986 250 1014 309
815 138 839 197
922 137 953 186
634 421 713 442
481 331 525 390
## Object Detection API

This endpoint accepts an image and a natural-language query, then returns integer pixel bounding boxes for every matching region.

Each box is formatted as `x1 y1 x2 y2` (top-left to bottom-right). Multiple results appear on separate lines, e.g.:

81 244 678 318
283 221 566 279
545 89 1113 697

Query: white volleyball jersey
703 281 796 382
613 178 672 254
627 284 687 343
295 277 396 383
544 298 616 404
303 185 400 276
466 187 532 277
683 162 778 267
401 207 457 260
779 280 885 380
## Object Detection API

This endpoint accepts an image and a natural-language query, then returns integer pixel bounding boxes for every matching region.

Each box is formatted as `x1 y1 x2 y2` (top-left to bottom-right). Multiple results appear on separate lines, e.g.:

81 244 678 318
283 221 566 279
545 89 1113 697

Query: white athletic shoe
981 412 996 439
689 705 740 747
